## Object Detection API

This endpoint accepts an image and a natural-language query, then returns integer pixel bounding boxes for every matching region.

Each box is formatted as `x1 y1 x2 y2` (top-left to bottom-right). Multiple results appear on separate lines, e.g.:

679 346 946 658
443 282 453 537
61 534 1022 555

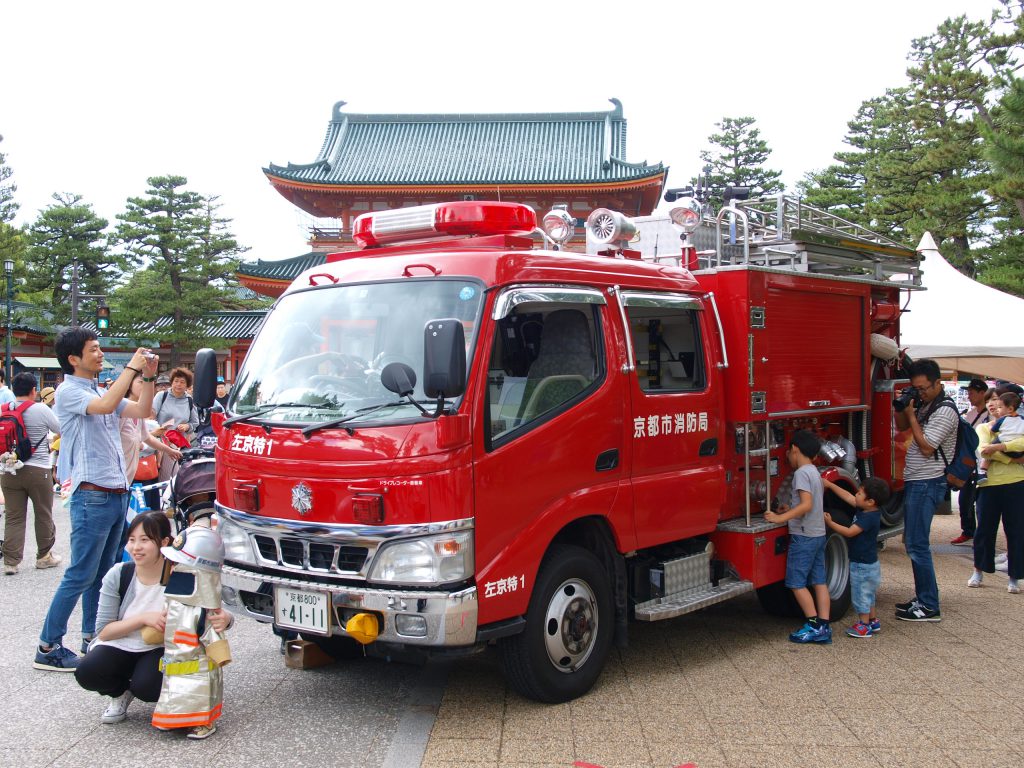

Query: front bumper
221 565 478 647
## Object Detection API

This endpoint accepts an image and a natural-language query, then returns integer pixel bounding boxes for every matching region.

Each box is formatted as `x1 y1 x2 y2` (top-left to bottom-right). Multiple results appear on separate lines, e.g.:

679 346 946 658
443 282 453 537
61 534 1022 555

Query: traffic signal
96 305 110 331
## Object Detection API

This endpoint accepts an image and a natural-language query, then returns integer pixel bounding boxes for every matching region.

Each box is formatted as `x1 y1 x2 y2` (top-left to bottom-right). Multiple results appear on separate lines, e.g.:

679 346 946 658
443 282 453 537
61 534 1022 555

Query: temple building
238 99 667 297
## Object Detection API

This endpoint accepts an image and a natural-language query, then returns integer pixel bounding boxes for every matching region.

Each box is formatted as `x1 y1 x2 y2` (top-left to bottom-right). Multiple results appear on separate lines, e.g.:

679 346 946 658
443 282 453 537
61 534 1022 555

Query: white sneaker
967 572 984 588
1009 580 1021 595
996 552 1009 564
996 561 1009 573
101 691 134 724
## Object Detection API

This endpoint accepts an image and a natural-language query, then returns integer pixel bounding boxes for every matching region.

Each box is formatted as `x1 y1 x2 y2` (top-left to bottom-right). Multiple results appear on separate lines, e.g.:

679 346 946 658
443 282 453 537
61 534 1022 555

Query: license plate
274 587 330 635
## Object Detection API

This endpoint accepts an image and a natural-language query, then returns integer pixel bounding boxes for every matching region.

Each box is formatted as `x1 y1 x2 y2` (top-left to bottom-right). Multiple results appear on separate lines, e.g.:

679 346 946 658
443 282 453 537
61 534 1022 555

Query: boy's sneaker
950 534 972 545
896 603 941 622
845 621 874 638
789 621 832 644
967 572 984 588
868 618 881 634
35 552 62 569
187 723 217 740
101 691 134 724
33 643 80 672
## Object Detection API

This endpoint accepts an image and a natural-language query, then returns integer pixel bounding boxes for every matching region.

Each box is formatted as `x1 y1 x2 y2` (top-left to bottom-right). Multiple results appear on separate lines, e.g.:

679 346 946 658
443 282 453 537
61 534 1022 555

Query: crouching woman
74 511 172 724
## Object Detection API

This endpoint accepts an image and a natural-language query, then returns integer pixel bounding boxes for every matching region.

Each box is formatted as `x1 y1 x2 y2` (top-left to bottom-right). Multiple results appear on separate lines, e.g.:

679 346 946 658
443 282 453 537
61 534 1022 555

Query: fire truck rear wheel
879 489 905 527
755 529 852 619
499 544 613 703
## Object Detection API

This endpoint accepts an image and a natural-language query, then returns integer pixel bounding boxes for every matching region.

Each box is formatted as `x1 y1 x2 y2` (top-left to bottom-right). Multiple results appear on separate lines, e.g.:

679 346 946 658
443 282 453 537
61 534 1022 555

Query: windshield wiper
301 402 406 437
224 402 337 427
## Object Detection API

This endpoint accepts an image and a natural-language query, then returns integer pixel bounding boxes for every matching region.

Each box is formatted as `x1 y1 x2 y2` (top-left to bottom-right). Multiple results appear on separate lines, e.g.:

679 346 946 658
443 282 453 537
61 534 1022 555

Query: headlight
368 530 474 585
219 517 256 565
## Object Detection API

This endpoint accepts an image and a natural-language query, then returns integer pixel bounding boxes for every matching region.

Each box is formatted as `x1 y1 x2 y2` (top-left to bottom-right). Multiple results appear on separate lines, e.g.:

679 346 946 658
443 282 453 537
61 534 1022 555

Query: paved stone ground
422 512 1023 768
0 495 425 767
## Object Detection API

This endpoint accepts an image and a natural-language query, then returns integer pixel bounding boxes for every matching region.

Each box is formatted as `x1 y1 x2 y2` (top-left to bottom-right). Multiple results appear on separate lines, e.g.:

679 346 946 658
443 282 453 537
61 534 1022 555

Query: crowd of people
2 328 233 739
2 335 1019 725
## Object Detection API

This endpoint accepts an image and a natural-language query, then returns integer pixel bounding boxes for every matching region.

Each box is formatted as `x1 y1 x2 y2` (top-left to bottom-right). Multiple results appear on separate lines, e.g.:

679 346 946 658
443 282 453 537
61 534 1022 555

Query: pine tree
113 175 249 365
698 116 784 210
22 193 118 327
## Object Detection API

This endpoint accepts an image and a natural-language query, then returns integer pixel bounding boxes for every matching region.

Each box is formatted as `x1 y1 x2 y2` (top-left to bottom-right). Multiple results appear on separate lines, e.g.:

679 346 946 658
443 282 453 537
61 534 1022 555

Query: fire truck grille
279 539 304 566
252 534 369 574
337 546 368 571
308 543 334 570
254 536 277 561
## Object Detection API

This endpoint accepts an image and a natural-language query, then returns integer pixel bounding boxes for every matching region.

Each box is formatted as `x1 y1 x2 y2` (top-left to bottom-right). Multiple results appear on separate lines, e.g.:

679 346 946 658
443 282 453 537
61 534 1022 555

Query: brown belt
77 482 129 495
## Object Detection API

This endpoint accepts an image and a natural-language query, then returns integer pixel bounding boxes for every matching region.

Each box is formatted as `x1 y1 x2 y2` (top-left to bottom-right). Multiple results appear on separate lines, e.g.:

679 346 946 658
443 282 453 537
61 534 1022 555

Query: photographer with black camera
893 359 958 622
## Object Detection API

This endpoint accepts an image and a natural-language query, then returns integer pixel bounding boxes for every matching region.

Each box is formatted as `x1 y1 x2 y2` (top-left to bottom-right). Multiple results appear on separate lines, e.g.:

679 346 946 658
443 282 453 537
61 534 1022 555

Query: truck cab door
620 292 725 548
473 288 629 623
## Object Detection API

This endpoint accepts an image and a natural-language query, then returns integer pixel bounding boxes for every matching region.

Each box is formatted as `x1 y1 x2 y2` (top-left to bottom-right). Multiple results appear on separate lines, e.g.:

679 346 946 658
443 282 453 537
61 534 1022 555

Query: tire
756 530 852 620
880 488 905 527
824 529 852 619
302 633 364 660
499 544 613 703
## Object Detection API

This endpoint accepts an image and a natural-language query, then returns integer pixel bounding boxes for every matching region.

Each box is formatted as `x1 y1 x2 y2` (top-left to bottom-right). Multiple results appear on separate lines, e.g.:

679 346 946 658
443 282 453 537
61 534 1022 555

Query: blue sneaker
869 618 881 634
845 621 874 638
789 622 832 644
33 643 80 672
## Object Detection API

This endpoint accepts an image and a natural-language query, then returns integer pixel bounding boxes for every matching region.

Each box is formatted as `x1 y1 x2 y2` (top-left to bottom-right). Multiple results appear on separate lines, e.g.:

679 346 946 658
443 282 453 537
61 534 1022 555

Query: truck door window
487 302 604 444
623 297 706 393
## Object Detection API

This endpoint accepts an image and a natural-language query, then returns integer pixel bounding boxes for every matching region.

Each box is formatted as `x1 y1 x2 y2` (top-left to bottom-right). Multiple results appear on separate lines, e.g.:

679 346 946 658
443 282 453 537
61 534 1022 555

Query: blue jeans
785 534 826 588
850 560 881 615
904 476 946 611
40 490 128 646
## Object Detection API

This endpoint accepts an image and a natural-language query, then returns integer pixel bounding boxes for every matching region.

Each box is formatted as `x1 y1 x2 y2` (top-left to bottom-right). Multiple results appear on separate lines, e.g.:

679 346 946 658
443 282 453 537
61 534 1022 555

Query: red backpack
0 400 42 461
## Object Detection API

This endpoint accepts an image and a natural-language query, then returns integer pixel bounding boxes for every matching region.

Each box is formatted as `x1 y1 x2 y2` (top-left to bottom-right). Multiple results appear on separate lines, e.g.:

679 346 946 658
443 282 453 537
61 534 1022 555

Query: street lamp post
4 258 13 386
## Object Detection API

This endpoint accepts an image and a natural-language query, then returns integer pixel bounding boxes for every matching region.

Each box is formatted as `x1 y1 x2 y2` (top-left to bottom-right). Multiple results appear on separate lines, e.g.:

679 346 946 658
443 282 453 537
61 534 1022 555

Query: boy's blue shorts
785 534 827 588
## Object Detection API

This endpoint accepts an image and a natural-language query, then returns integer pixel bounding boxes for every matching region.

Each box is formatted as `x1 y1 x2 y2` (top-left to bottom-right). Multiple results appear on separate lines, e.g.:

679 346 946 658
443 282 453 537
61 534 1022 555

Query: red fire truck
192 196 920 703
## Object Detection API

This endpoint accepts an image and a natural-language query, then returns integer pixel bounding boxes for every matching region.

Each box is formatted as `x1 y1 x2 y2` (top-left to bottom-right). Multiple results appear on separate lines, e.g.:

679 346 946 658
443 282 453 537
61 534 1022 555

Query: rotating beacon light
541 204 576 249
351 201 536 248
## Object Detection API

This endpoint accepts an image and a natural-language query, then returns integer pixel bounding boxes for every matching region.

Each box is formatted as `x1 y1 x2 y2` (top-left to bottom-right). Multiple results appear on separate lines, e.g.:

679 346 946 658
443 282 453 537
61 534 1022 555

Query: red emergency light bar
352 201 537 248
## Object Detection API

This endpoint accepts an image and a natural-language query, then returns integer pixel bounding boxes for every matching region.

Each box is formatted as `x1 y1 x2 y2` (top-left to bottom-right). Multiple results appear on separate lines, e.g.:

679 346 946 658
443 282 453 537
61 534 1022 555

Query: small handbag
135 452 159 482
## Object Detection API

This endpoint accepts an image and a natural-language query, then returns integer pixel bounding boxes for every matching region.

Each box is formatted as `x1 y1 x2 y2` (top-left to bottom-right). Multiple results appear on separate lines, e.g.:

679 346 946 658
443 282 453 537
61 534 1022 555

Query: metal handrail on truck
703 194 923 286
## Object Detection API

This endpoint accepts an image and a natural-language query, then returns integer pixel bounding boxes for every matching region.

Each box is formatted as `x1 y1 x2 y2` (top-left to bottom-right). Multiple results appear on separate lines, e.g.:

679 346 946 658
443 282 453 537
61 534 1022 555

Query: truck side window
626 306 705 393
487 304 603 442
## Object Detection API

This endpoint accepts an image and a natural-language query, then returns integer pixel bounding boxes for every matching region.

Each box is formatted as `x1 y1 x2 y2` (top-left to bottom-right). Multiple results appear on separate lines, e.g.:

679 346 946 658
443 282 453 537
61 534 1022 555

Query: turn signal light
353 494 384 524
233 482 261 512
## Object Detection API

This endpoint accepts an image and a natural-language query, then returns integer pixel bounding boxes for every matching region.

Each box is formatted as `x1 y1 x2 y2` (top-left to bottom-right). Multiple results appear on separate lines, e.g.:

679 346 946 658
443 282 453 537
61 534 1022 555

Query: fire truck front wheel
499 544 613 703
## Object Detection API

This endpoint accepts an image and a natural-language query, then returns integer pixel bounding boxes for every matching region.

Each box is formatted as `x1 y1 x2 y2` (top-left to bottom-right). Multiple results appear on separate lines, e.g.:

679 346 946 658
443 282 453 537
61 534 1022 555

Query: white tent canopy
901 233 1024 383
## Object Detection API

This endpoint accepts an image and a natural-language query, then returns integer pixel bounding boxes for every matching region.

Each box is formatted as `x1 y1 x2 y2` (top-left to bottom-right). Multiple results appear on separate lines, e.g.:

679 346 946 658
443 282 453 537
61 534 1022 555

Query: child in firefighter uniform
146 524 232 739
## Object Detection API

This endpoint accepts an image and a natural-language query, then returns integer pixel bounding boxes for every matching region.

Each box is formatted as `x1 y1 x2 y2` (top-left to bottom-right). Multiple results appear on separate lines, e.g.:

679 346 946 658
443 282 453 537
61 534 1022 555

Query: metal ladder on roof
694 194 923 286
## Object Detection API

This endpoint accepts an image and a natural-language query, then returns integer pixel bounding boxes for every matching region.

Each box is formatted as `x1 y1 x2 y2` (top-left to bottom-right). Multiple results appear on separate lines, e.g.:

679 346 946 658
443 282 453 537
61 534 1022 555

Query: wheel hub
543 579 598 673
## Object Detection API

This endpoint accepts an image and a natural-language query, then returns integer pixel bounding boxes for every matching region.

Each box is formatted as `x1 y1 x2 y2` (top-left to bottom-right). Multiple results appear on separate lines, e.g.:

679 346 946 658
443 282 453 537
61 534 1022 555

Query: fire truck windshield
230 278 483 425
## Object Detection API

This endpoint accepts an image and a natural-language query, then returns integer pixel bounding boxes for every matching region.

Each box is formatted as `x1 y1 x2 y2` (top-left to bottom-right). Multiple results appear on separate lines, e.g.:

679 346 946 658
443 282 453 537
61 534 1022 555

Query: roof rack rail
697 194 922 286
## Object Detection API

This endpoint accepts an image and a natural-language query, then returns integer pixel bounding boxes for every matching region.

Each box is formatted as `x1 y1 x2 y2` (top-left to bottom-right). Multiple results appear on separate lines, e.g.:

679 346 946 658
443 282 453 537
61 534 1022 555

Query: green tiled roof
147 311 267 340
237 252 327 281
265 99 665 187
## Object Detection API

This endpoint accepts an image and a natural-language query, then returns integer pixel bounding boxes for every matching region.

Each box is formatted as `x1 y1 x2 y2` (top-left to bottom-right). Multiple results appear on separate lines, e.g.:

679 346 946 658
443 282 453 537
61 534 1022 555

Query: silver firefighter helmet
162 525 225 573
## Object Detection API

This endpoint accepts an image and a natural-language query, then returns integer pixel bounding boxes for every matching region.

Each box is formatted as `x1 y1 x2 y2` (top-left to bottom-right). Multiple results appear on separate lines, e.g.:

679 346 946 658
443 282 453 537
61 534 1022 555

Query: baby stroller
168 446 216 533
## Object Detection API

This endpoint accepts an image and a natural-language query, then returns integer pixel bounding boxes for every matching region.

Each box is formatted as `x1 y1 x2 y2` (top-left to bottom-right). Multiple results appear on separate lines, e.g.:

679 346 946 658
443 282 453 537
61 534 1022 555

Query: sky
2 0 996 266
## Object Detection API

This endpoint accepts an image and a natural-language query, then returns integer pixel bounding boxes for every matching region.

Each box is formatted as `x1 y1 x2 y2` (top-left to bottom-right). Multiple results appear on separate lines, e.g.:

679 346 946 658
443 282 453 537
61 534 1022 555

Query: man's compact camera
893 386 922 412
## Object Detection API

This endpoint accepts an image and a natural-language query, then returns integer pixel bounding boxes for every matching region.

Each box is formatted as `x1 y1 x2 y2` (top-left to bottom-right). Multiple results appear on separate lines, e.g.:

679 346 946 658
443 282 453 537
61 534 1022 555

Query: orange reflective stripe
173 631 200 647
152 705 222 727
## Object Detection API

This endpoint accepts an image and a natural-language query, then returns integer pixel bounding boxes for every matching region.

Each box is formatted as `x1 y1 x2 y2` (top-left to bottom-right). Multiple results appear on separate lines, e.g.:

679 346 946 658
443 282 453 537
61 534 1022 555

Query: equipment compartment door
764 285 866 414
